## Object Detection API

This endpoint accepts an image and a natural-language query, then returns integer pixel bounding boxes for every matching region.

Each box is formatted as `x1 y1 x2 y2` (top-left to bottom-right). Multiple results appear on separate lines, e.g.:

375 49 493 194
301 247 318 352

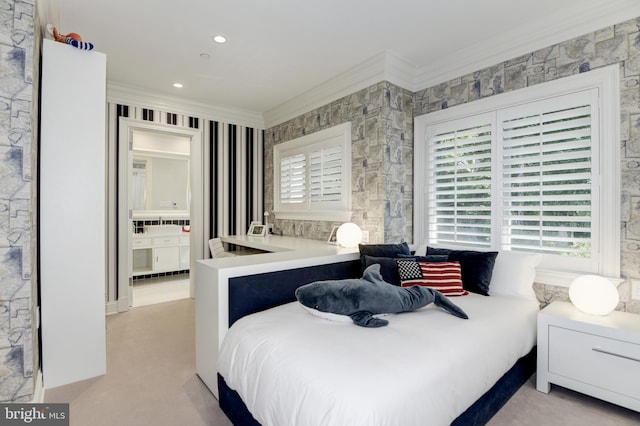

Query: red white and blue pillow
396 259 468 296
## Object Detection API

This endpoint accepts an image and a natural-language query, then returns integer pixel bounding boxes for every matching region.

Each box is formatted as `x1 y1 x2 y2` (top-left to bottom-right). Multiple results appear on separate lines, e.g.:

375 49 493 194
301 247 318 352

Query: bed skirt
217 346 536 426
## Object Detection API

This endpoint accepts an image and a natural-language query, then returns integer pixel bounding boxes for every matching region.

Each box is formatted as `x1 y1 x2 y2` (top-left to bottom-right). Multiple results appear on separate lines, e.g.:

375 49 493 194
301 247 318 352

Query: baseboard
105 301 119 315
31 368 44 403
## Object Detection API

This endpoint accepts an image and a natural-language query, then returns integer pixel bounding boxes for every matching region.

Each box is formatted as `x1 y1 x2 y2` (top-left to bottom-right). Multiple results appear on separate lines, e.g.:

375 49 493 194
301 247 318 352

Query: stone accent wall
413 17 640 313
265 82 414 244
0 0 37 402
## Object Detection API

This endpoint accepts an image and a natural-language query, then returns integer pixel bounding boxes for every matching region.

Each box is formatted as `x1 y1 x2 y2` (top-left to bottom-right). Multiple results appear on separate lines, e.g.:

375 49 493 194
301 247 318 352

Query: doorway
117 119 203 312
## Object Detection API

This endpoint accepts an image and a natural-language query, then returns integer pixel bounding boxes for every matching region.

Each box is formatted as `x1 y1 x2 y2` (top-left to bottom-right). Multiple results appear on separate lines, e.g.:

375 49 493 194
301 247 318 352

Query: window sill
273 210 353 222
534 268 624 288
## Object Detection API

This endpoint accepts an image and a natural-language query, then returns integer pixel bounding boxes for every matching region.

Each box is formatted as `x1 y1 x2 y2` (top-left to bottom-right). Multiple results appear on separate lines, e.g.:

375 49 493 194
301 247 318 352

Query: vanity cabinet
132 234 189 275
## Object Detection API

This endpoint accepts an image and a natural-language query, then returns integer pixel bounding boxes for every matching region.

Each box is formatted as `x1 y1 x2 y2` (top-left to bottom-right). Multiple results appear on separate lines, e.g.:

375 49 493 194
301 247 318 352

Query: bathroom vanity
132 225 190 276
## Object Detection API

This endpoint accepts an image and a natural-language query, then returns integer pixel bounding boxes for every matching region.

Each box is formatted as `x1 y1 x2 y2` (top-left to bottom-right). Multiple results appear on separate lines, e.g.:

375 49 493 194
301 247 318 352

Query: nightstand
536 301 640 412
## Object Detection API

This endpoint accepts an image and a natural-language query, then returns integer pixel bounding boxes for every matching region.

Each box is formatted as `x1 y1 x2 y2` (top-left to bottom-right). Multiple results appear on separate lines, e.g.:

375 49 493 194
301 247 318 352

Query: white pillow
489 251 541 300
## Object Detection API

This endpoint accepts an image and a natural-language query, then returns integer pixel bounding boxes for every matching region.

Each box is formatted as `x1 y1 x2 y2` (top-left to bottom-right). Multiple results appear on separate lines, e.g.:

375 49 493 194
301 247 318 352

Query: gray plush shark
295 264 469 327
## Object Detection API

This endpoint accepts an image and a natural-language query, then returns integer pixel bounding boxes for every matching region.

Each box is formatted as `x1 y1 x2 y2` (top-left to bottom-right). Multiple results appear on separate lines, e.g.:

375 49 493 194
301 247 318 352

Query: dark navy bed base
227 259 362 327
218 259 536 425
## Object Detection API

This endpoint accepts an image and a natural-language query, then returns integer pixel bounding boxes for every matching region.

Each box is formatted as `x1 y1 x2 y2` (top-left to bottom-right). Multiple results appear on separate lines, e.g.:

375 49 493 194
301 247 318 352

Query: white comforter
217 293 538 426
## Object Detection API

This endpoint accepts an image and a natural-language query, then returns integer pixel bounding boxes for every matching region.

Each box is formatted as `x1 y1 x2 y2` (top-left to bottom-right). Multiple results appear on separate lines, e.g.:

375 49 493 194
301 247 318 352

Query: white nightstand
537 301 640 412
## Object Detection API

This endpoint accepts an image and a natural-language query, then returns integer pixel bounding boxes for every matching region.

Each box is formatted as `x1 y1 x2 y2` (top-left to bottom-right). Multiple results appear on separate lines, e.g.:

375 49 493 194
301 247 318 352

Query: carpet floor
44 299 639 426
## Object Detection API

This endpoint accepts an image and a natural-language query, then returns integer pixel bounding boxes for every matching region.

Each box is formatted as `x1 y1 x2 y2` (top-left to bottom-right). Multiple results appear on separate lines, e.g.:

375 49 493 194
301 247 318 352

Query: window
414 66 620 284
427 115 493 249
274 122 352 221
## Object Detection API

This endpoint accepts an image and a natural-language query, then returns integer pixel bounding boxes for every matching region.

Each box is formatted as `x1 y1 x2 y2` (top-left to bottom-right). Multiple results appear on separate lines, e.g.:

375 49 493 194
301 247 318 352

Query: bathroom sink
144 225 183 235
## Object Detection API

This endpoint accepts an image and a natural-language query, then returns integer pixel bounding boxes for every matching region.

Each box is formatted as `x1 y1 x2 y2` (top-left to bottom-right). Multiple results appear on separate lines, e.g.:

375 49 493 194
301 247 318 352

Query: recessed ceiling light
173 83 183 88
200 53 210 60
213 35 227 44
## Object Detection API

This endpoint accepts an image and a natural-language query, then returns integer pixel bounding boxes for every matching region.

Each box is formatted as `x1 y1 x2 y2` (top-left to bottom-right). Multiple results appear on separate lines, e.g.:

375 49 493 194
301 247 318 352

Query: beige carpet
45 299 230 426
45 299 639 426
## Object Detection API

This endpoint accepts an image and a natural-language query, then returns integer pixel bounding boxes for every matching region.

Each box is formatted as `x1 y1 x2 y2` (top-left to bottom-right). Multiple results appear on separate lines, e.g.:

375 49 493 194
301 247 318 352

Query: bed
215 247 542 426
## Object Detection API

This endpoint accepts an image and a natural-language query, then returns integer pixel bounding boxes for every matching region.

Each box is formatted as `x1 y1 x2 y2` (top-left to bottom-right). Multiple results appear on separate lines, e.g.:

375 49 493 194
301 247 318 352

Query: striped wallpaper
106 102 264 305
204 120 264 238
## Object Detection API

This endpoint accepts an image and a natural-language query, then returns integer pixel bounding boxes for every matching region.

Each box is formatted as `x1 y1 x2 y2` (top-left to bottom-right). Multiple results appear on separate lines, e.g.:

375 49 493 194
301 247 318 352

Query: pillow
396 259 468 296
427 247 498 296
489 251 541 300
359 242 411 271
295 264 468 327
362 255 404 286
364 254 449 286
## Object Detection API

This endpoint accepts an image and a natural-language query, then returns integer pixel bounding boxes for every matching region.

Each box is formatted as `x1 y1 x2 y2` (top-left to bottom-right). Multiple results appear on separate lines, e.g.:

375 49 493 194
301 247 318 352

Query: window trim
414 65 620 287
273 122 352 221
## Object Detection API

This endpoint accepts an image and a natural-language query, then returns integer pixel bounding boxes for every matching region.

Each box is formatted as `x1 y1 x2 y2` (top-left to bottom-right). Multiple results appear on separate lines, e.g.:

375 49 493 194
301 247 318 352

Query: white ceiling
56 0 640 126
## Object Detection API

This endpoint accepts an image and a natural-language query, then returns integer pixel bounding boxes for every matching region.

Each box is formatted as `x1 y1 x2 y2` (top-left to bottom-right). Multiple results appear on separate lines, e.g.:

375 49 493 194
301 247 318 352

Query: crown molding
107 81 265 129
383 50 418 91
414 2 640 90
264 3 640 129
263 51 417 128
105 3 640 131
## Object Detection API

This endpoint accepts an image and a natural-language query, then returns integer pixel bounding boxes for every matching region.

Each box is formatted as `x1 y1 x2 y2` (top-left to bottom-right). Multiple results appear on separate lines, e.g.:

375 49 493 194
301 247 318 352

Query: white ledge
273 210 353 222
535 269 625 288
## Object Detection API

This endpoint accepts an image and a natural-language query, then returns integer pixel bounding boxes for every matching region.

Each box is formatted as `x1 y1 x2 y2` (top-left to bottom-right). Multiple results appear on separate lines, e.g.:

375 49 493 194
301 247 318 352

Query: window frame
414 65 620 287
273 122 352 221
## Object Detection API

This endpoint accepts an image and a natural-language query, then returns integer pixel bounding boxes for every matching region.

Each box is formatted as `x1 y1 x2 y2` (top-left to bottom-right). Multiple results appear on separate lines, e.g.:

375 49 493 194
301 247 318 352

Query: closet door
40 39 107 389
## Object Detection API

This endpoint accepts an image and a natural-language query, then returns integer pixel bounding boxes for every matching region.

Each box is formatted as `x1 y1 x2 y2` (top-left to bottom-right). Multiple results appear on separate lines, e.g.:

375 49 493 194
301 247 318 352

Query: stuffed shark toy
295 264 468 327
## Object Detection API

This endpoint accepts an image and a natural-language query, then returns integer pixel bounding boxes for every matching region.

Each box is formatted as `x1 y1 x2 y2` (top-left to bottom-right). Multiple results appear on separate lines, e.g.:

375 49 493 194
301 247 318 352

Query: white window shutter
273 122 352 221
498 91 595 260
428 122 493 249
415 66 620 280
309 145 342 203
280 153 306 204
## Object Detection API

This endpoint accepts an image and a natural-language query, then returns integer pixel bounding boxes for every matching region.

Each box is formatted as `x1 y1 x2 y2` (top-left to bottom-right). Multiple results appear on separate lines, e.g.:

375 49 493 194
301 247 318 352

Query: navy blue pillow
362 255 404 286
427 247 498 296
398 253 449 263
359 243 411 272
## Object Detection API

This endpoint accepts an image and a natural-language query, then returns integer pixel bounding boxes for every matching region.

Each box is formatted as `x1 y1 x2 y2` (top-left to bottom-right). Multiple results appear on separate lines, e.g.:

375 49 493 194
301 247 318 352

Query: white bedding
218 293 538 426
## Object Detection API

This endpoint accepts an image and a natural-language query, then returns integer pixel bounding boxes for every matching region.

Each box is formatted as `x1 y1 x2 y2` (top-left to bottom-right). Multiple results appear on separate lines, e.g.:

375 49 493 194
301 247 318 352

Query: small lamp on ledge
569 275 620 316
336 223 362 248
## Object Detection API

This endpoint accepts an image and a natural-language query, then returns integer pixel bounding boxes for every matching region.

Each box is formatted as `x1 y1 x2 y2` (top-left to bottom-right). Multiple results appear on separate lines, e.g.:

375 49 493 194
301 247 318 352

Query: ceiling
56 0 640 125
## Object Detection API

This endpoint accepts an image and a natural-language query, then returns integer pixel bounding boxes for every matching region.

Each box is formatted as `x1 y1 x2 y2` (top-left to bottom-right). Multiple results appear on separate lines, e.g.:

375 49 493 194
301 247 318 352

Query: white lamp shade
336 223 362 248
569 275 619 316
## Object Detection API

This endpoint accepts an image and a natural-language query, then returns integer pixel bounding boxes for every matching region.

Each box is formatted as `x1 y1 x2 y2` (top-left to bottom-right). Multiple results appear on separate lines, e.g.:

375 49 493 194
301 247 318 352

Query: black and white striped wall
105 102 264 305
204 120 264 238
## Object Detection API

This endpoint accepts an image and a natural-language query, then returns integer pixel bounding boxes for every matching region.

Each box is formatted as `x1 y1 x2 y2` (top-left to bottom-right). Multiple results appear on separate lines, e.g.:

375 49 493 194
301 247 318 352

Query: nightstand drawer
549 325 640 400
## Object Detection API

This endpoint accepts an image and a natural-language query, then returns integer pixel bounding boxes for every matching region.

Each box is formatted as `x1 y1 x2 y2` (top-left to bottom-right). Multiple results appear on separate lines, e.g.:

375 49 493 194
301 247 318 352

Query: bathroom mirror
131 130 190 216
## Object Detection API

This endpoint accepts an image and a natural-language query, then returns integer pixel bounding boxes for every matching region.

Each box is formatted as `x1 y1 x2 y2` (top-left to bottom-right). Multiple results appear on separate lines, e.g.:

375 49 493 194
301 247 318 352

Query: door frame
117 118 203 312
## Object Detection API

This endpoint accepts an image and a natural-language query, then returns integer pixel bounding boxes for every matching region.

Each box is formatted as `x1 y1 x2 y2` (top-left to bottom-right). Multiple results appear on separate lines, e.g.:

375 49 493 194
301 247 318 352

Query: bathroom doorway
117 119 203 312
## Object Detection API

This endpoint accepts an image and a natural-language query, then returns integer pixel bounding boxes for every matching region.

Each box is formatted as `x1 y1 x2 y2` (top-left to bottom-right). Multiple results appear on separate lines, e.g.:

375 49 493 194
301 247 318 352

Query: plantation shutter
280 153 306 204
427 115 493 248
310 145 342 203
498 90 596 258
418 68 618 277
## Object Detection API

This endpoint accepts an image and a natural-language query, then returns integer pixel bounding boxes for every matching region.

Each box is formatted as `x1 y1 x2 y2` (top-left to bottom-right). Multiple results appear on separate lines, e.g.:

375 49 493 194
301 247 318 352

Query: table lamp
568 274 619 316
336 223 362 248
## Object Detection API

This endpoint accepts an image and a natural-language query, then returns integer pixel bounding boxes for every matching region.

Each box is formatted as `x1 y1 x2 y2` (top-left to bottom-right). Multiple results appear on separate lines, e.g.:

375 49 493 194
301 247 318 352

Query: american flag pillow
396 259 468 296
